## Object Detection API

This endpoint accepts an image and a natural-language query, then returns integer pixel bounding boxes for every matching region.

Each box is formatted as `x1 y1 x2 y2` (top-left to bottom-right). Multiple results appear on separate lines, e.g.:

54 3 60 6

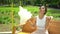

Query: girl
31 5 52 34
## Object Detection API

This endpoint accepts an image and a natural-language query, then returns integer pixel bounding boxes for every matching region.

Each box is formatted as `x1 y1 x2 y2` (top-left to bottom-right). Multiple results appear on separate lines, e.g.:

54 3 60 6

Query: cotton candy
18 6 32 25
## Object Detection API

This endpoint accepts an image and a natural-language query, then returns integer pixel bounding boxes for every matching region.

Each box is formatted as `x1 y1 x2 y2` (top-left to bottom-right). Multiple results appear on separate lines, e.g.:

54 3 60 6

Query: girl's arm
45 16 53 30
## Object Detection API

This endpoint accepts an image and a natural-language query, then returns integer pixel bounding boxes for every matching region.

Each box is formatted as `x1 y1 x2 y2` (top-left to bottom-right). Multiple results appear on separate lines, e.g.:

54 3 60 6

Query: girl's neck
39 14 44 19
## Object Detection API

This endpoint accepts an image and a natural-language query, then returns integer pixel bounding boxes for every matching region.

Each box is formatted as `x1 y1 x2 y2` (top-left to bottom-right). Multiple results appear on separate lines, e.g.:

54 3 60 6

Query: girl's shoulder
46 16 53 23
46 16 53 20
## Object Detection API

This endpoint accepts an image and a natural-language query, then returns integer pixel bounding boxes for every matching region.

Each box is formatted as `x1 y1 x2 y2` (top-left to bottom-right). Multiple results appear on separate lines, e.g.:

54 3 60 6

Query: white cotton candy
18 6 32 25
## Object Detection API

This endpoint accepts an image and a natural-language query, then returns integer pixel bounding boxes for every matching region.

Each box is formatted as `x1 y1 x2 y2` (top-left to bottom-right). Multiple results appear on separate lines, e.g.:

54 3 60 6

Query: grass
0 6 19 12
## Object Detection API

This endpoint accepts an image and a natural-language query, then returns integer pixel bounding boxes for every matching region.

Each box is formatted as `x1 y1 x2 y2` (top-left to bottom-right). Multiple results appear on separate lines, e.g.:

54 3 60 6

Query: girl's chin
40 13 44 14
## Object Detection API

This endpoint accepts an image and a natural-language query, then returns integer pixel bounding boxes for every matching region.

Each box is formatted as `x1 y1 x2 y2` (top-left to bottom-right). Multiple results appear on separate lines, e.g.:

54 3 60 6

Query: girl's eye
42 8 44 9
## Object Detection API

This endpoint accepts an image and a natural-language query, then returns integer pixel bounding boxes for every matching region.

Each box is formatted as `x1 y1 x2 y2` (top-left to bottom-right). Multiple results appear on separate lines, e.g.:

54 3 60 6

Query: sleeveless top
31 15 49 34
36 15 46 30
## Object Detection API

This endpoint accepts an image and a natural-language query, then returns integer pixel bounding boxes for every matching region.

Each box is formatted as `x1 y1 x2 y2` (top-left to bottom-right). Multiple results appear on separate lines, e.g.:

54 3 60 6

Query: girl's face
39 6 45 15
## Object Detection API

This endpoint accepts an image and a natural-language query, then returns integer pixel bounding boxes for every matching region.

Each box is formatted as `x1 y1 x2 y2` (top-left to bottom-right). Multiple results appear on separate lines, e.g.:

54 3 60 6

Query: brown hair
39 5 47 15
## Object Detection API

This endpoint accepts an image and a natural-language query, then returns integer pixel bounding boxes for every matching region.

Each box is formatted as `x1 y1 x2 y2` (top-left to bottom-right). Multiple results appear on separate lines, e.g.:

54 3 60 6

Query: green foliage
0 0 60 8
0 6 19 24
0 6 60 24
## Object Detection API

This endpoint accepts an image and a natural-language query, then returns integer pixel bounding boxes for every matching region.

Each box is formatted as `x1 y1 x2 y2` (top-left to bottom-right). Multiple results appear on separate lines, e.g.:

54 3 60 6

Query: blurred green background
0 6 60 24
0 0 60 32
